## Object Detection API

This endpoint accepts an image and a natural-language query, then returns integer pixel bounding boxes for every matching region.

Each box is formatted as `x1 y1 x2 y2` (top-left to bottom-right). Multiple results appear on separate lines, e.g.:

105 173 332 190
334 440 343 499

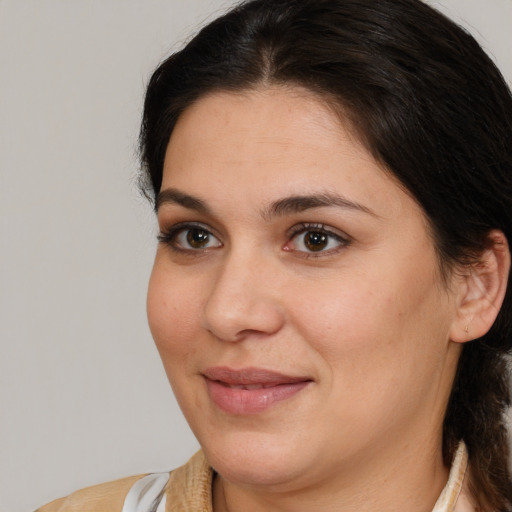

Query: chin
200 429 315 488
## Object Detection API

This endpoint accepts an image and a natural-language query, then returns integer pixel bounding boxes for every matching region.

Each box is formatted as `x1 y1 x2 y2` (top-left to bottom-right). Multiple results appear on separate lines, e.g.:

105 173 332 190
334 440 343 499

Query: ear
450 230 510 343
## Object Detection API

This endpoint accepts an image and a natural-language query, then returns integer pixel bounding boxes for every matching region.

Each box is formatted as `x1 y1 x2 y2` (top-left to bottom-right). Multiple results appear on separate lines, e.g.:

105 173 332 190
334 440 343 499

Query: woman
37 0 512 510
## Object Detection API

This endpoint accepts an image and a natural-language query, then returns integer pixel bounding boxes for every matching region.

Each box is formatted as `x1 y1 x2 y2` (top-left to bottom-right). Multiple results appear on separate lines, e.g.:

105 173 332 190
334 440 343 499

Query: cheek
286 273 386 354
147 260 203 366
287 257 449 379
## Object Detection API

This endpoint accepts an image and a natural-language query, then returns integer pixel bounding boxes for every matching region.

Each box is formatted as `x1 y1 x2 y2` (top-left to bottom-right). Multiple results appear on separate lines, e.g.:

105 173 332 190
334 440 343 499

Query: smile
224 383 279 390
202 367 313 415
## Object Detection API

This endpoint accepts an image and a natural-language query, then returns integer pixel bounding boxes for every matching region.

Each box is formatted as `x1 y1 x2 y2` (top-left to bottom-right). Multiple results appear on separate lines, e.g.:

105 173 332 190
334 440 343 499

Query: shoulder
35 474 148 512
164 451 213 511
34 451 211 512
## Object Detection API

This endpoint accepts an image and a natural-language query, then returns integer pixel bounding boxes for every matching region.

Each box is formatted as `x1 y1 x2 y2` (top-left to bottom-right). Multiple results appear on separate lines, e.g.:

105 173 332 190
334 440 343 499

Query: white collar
432 442 470 512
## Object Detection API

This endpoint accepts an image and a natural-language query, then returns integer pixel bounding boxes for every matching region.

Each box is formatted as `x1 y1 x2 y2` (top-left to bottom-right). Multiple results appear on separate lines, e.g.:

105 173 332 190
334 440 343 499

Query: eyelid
286 222 351 241
284 222 352 256
157 221 223 252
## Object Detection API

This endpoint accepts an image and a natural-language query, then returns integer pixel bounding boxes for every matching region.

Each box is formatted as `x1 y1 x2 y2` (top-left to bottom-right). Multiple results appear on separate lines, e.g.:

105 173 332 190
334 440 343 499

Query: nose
201 252 285 342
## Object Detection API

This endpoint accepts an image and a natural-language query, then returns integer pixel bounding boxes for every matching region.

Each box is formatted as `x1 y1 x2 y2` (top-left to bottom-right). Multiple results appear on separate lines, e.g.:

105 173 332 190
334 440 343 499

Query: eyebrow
156 188 376 218
155 189 210 214
261 193 377 220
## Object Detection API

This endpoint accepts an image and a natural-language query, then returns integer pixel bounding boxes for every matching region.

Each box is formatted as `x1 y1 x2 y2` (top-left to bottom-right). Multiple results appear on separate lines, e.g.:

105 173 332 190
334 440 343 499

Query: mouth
202 367 313 415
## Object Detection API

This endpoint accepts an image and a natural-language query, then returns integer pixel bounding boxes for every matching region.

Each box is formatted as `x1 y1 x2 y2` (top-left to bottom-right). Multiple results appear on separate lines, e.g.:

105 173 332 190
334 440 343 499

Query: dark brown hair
139 0 512 509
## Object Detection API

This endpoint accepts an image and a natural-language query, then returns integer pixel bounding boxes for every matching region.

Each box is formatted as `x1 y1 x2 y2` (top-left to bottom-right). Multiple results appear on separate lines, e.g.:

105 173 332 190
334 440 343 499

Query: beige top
36 443 473 512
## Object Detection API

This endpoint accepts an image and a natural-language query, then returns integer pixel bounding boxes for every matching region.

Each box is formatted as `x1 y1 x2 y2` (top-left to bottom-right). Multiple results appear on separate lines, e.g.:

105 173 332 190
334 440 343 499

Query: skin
147 86 470 512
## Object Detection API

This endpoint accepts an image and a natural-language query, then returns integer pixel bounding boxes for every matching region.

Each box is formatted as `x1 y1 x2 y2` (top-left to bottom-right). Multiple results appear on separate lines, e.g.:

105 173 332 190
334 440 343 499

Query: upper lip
202 366 312 386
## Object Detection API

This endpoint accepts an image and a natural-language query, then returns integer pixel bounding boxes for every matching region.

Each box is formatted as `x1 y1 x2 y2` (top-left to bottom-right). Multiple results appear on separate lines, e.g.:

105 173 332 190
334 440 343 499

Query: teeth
219 381 293 390
230 384 264 390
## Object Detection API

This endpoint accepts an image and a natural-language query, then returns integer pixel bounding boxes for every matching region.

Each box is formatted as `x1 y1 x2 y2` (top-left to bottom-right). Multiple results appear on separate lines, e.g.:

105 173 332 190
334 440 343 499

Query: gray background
0 1 510 511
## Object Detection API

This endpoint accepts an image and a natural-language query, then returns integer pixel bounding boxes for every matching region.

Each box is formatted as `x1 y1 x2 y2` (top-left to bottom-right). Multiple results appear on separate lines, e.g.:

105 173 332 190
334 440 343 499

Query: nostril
202 300 285 342
201 260 285 341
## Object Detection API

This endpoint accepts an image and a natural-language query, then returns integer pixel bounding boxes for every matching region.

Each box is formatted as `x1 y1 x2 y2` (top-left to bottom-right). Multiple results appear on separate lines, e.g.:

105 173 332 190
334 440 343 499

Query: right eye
158 224 222 251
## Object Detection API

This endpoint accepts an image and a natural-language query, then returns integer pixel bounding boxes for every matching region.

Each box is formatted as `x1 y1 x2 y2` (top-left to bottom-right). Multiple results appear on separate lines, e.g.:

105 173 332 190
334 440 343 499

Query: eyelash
157 222 351 257
285 223 351 258
157 222 222 253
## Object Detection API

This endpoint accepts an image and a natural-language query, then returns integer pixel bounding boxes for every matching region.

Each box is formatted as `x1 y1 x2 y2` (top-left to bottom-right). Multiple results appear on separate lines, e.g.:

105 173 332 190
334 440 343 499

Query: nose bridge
202 245 284 342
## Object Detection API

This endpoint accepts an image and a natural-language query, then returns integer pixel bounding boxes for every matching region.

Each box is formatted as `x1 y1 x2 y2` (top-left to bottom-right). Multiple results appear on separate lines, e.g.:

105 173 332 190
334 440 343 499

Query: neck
213 433 450 512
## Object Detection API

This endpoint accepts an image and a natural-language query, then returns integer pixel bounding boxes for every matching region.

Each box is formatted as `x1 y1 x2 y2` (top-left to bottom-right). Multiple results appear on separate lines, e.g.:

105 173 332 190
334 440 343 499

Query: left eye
285 225 349 254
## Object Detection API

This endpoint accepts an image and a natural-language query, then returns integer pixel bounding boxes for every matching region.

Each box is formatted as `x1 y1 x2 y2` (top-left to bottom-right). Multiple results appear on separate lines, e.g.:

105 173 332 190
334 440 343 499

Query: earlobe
450 230 510 344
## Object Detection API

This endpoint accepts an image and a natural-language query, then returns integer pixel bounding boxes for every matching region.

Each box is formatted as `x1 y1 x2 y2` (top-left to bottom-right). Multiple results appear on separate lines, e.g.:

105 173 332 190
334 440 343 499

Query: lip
202 367 313 415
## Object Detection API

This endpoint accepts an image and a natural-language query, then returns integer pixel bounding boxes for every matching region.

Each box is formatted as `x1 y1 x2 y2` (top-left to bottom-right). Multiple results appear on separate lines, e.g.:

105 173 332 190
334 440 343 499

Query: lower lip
205 379 311 415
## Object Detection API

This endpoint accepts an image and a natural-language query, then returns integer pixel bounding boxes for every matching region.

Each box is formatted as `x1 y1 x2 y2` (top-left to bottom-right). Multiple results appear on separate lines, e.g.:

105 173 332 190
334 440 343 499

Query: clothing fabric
433 442 474 512
36 443 473 512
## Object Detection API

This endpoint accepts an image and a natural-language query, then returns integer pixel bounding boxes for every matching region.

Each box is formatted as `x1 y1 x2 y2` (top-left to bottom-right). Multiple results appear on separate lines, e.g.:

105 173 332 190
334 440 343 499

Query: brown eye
160 224 222 251
304 231 328 252
186 228 211 248
285 224 350 256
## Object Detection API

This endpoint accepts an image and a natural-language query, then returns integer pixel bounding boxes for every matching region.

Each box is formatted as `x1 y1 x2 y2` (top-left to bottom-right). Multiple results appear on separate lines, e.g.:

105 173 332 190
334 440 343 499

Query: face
147 87 462 492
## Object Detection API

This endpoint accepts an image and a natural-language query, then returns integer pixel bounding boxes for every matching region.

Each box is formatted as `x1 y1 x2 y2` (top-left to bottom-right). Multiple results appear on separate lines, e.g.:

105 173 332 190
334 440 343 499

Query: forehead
162 86 418 222
166 86 349 165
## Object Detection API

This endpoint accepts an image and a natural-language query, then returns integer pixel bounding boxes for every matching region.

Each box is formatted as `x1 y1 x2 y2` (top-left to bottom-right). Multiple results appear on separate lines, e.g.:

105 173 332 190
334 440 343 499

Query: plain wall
0 1 510 511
